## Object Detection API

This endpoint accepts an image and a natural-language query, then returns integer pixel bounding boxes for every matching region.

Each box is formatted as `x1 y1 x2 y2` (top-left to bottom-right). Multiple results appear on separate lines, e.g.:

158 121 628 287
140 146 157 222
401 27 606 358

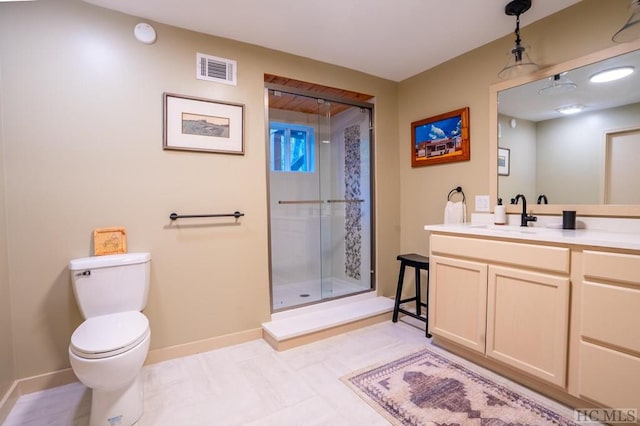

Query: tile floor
3 320 577 425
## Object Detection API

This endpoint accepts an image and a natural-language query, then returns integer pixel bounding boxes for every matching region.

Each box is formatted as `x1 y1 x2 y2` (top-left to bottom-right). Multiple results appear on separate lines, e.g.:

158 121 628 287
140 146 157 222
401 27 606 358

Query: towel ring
447 186 466 203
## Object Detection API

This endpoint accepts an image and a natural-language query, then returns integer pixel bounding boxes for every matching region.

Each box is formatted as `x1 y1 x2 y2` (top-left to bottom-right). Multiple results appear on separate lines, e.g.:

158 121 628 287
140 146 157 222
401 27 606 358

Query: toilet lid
70 311 149 359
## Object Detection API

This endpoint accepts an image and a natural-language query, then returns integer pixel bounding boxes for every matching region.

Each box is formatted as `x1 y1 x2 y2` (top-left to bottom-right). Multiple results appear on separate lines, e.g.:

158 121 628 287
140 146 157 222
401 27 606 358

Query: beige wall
397 0 629 254
0 0 400 380
0 56 16 399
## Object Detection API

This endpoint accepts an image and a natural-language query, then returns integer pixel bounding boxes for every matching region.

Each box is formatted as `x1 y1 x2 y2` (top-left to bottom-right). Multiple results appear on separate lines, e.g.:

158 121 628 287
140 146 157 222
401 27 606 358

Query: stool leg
392 263 406 322
415 266 421 318
425 270 431 338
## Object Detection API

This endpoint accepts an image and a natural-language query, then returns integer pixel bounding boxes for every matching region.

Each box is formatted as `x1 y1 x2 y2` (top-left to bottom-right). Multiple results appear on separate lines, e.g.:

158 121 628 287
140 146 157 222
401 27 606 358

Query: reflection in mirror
497 49 640 206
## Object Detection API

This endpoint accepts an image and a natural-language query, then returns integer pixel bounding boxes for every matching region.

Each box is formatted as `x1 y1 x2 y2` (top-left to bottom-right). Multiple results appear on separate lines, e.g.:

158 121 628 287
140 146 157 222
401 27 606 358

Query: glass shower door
268 90 373 311
269 118 323 309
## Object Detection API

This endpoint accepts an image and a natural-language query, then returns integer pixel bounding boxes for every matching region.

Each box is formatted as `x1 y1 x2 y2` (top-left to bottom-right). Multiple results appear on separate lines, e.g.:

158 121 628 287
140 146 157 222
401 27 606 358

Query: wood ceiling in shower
265 74 373 116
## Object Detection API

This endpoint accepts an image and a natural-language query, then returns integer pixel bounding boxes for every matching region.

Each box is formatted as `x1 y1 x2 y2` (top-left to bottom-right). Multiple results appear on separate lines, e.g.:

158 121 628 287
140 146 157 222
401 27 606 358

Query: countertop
424 223 640 251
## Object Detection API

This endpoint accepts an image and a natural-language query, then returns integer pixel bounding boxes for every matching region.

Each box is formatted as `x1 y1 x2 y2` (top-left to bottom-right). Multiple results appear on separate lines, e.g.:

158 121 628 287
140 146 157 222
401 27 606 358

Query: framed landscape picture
411 107 470 167
163 93 244 154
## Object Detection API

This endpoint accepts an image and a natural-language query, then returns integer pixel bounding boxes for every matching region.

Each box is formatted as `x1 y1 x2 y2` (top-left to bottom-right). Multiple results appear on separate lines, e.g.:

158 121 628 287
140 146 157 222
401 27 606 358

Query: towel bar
169 211 244 220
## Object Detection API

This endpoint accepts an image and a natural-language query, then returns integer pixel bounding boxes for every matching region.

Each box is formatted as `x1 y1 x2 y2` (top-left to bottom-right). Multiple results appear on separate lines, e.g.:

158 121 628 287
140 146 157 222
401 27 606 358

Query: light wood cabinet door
429 255 487 354
486 266 570 387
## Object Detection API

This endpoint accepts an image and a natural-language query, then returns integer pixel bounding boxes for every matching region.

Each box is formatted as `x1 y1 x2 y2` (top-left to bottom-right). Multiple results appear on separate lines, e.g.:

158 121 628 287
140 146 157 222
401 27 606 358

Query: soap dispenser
494 198 506 225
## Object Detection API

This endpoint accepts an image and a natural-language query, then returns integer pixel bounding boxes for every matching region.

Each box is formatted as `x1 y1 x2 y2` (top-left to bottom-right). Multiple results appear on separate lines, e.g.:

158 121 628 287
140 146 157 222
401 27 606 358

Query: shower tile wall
344 123 362 280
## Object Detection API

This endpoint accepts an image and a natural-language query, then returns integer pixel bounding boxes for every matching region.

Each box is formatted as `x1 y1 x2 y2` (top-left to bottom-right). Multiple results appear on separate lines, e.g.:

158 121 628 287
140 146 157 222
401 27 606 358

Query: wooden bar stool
392 253 431 337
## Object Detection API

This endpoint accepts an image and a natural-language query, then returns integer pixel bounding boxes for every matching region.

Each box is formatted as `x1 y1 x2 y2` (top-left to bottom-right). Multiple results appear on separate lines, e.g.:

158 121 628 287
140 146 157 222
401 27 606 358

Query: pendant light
538 73 577 95
613 0 640 43
498 0 540 79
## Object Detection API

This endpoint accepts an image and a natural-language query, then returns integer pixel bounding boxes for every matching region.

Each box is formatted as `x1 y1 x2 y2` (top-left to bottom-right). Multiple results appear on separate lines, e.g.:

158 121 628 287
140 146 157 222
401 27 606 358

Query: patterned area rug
342 348 580 426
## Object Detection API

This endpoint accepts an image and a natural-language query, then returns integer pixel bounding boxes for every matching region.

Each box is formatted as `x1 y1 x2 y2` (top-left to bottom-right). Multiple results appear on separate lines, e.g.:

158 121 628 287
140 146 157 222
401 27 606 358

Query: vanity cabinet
577 250 640 411
429 234 571 387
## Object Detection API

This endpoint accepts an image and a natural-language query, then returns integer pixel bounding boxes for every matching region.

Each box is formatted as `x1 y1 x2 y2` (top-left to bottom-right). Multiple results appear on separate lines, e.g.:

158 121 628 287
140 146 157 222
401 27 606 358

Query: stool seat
393 253 430 337
396 253 429 268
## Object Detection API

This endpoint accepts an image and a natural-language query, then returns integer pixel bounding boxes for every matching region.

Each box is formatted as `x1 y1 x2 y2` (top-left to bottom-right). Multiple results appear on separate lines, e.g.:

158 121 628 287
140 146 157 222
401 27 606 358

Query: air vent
196 53 237 86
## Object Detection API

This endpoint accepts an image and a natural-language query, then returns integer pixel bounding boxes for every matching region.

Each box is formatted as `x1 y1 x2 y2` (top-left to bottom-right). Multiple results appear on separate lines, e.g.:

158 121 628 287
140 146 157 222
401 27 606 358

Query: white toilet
68 252 151 426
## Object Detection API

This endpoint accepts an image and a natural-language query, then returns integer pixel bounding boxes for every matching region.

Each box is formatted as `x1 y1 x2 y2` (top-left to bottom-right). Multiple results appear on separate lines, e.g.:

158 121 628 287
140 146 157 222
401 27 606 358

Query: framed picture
498 147 510 176
93 227 127 256
411 107 470 167
163 92 244 154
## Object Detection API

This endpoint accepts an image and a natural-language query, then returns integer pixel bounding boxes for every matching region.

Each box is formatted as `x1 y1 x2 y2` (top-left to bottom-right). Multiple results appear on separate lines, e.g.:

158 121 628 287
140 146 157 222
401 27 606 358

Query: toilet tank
69 252 151 319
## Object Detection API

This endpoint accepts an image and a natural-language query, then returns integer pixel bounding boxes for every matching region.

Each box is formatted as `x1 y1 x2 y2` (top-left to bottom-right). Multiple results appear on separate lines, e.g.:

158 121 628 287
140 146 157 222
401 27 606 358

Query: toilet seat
70 311 149 359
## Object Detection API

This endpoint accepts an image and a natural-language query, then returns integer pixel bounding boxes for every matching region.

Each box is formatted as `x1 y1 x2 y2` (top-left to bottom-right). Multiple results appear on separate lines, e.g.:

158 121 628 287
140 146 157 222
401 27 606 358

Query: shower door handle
326 199 365 203
278 200 324 205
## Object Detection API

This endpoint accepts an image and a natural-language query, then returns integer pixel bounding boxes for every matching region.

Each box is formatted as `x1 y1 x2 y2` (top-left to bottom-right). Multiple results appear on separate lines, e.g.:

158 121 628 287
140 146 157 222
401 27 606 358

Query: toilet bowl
68 253 152 426
69 311 150 426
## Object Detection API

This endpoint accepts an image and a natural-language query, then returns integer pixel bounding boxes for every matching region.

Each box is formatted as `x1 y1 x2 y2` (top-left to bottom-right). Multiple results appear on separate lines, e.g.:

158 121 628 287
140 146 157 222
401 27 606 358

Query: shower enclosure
266 83 374 311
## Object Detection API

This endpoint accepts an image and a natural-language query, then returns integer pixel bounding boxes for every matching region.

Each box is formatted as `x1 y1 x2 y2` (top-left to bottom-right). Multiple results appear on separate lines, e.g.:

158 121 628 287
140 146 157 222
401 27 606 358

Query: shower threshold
262 293 394 351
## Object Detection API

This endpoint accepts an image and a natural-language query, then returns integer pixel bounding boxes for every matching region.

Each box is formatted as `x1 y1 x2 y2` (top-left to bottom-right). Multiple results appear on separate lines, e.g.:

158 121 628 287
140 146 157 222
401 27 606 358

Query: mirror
490 40 640 217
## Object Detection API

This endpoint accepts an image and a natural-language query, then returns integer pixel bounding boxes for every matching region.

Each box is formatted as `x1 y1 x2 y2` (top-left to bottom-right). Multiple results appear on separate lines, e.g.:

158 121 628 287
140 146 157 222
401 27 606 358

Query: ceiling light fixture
612 0 640 43
538 73 577 95
498 0 540 80
556 105 584 115
589 66 635 83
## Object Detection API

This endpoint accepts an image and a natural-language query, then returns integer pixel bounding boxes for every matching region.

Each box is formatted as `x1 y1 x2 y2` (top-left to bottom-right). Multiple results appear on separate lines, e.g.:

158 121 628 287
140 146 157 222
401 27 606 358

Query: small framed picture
163 93 244 154
93 227 127 256
498 147 510 176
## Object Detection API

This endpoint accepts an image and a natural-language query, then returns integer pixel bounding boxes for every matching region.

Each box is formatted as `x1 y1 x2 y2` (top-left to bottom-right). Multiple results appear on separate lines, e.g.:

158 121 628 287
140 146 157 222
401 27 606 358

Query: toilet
68 252 151 426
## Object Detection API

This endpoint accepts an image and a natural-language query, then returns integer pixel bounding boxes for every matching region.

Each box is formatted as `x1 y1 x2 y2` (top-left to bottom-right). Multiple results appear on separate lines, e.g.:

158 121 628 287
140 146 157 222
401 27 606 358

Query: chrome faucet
511 194 537 227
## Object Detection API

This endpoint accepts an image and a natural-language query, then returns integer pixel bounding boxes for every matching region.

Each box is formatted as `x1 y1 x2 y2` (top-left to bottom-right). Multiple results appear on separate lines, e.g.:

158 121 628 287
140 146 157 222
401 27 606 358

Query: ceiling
83 0 582 82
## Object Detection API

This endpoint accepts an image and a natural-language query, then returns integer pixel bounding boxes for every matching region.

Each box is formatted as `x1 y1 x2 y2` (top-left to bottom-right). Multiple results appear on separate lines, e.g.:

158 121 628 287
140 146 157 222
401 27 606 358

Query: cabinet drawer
431 234 570 273
583 251 640 286
581 281 640 353
579 341 640 410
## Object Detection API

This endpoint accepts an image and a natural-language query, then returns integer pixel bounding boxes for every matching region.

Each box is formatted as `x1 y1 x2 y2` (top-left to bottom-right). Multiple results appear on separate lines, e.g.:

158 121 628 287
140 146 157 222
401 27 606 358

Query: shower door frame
264 83 376 313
